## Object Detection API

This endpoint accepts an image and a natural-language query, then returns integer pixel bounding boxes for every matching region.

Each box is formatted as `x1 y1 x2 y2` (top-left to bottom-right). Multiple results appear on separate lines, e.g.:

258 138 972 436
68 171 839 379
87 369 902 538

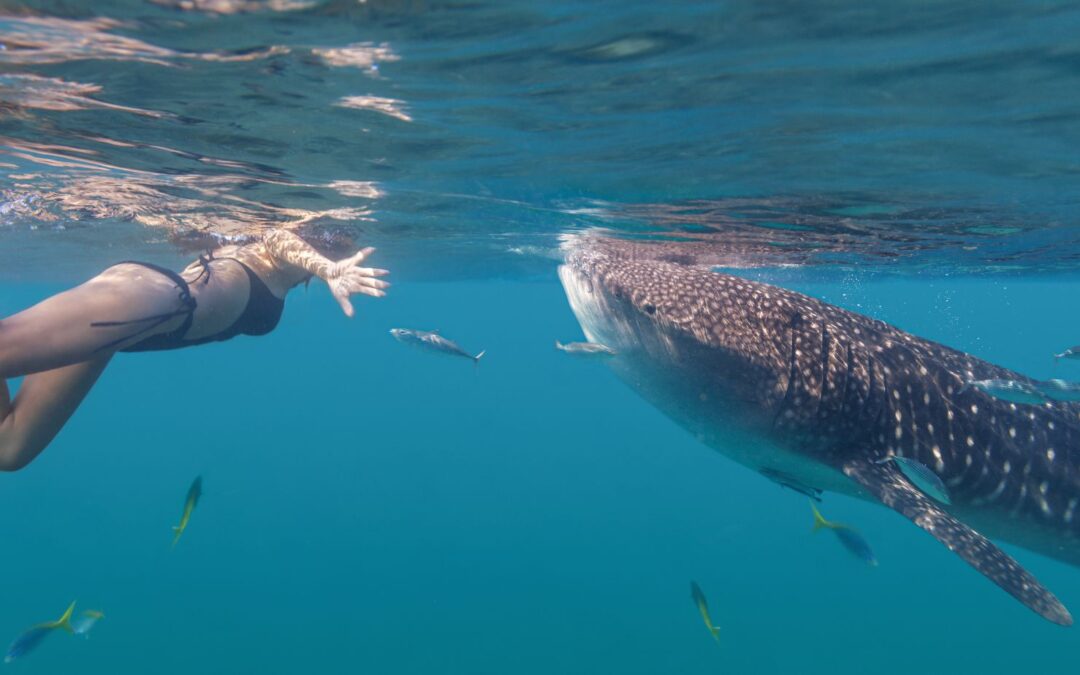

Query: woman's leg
0 263 189 379
0 354 110 470
0 263 190 470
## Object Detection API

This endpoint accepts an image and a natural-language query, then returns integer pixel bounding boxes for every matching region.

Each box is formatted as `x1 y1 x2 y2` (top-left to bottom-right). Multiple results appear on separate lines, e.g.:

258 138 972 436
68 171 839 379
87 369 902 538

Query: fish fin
53 601 76 633
555 341 564 350
474 350 485 362
843 458 1072 626
809 500 829 532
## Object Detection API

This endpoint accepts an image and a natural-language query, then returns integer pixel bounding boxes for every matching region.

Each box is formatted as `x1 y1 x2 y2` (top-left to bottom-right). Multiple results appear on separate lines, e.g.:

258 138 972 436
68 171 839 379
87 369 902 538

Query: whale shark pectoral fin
843 458 1073 627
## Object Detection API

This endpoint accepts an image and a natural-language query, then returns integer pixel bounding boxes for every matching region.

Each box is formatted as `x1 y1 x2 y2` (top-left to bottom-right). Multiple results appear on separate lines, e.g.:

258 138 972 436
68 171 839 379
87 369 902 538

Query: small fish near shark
963 378 1048 405
1038 379 1080 403
689 581 721 643
810 501 878 567
172 475 202 549
560 235 1080 626
5 602 104 663
760 467 822 501
964 377 1080 405
556 340 617 356
390 328 485 363
1055 346 1080 362
874 455 952 505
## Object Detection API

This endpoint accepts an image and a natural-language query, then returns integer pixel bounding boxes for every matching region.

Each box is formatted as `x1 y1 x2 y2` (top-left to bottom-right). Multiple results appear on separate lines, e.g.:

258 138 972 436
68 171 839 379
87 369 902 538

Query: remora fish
874 456 952 505
810 502 878 566
963 378 1048 405
555 340 616 356
689 581 721 643
1038 379 1080 403
1055 346 1080 362
760 467 822 501
172 475 203 548
5 602 76 663
390 328 485 362
559 236 1078 625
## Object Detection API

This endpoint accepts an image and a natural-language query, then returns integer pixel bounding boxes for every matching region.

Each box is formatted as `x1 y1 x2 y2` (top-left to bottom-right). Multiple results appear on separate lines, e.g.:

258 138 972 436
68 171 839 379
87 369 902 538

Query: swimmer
0 230 388 471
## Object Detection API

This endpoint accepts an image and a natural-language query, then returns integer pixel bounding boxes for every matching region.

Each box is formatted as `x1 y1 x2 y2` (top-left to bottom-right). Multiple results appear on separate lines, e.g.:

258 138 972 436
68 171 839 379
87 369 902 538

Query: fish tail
555 341 563 350
473 350 485 362
171 525 183 549
810 500 829 532
710 626 721 642
53 601 76 633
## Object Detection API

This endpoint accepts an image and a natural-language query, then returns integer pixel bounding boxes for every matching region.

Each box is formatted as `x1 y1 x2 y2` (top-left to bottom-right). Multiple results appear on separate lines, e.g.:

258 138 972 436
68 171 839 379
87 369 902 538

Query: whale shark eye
644 303 656 315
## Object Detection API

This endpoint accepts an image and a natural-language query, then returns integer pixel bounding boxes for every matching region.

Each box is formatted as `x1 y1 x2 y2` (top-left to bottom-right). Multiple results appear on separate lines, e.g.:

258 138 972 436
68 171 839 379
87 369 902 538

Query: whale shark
559 236 1078 626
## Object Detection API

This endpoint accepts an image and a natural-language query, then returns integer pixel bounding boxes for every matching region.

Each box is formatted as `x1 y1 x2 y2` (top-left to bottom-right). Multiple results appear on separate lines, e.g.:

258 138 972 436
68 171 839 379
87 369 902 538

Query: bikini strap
89 261 197 352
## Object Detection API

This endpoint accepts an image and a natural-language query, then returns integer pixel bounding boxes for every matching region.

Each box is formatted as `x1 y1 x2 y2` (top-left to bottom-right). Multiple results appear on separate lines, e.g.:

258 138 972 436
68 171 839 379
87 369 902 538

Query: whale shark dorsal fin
843 458 1073 626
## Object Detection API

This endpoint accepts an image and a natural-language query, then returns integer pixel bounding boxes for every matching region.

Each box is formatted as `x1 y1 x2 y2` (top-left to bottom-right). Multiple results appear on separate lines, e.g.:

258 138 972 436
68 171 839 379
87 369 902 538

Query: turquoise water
4 0 1080 672
2 276 1080 673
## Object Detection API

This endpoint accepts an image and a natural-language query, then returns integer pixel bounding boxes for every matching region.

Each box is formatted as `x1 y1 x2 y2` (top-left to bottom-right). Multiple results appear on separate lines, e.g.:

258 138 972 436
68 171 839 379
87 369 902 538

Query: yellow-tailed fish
72 610 104 637
689 581 720 643
172 475 203 548
810 501 878 567
5 601 76 662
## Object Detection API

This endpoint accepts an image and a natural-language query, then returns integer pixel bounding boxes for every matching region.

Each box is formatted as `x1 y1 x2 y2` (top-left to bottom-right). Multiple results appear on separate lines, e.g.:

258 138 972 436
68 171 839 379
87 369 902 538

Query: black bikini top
96 257 285 353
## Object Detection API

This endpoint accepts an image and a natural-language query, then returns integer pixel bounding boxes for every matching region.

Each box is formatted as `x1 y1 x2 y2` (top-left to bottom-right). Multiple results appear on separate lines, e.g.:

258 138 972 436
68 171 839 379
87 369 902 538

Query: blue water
1 275 1078 673
3 0 1080 672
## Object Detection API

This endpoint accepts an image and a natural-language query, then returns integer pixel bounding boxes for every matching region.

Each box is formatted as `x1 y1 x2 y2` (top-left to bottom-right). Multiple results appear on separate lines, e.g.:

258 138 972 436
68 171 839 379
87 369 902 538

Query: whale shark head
558 235 798 444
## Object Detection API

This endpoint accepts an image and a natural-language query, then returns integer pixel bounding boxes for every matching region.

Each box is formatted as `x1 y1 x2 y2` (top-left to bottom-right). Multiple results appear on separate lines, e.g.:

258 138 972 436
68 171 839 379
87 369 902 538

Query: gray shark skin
559 237 1078 626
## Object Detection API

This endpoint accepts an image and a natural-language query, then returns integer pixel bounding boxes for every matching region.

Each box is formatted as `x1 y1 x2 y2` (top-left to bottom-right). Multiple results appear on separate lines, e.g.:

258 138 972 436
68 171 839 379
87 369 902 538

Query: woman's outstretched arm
260 230 389 317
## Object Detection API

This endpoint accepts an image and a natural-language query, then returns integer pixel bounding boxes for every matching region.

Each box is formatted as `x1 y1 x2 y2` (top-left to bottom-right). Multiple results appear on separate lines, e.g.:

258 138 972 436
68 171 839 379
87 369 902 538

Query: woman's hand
324 247 389 317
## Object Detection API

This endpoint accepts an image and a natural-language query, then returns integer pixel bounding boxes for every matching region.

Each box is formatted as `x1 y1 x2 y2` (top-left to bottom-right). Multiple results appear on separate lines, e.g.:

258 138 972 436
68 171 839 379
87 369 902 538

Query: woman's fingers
353 266 389 278
351 276 389 290
346 247 376 268
330 275 387 317
327 247 388 318
335 292 355 318
343 278 387 296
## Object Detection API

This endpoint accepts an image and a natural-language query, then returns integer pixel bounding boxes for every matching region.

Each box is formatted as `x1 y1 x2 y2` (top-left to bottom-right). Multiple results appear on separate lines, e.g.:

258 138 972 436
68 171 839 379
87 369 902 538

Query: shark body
559 238 1079 626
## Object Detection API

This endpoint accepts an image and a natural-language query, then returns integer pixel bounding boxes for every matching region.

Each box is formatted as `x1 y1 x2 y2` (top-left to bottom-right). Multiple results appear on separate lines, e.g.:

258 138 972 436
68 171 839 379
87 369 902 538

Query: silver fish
963 378 1048 405
875 456 951 505
1054 346 1080 361
555 340 616 356
389 328 485 362
71 611 104 637
1037 379 1080 403
760 468 822 501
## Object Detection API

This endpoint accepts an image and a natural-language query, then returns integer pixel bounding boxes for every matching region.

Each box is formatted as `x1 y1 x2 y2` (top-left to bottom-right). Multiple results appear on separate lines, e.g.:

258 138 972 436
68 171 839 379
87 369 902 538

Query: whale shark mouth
557 232 1074 627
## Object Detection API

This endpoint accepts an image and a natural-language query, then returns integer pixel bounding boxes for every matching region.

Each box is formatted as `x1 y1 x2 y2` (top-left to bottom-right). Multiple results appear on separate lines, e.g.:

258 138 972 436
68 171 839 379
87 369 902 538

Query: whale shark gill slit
844 458 1073 626
772 318 801 430
814 323 831 420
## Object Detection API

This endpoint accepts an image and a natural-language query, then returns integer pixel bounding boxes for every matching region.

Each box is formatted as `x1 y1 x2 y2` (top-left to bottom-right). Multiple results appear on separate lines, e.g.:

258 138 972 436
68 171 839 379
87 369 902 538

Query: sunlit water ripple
1 0 1079 280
